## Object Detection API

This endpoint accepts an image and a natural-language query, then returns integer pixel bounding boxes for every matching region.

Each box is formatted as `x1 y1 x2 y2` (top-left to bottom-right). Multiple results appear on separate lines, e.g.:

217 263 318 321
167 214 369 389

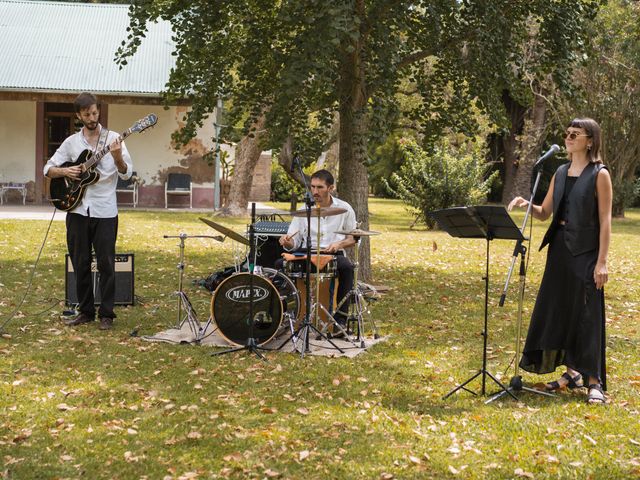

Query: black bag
195 266 237 292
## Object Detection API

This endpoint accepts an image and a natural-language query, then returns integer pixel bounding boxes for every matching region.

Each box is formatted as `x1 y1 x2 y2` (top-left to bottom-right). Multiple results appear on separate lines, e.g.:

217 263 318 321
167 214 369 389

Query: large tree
118 0 601 280
563 0 640 216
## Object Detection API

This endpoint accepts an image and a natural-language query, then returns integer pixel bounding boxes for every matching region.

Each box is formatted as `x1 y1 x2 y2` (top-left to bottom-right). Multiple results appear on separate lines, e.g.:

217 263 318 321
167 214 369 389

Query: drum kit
162 203 380 357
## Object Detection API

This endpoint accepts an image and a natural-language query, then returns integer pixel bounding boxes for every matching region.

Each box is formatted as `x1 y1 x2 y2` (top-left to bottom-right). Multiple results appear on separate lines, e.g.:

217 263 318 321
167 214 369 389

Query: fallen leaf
299 450 310 461
223 452 243 462
514 468 534 478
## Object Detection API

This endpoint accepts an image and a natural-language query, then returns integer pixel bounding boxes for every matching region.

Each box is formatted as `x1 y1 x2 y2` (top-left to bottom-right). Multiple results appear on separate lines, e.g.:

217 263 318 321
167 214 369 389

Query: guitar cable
0 207 58 333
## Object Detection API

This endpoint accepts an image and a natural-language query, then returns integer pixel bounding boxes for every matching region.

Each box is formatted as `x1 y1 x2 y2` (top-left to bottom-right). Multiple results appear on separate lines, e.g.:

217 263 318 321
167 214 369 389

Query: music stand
430 205 523 400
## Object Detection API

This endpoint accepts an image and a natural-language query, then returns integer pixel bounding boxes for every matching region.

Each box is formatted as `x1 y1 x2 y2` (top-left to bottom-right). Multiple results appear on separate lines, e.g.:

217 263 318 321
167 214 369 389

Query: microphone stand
212 203 270 360
487 160 555 403
277 159 344 356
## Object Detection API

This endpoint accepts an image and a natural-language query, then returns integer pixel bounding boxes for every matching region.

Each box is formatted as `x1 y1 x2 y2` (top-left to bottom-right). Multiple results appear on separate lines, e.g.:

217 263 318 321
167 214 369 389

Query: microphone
290 155 299 173
533 144 560 169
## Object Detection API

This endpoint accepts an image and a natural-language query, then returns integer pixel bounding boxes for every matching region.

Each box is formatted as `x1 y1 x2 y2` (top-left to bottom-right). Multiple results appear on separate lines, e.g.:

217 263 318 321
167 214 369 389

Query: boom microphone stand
487 146 560 403
212 203 271 360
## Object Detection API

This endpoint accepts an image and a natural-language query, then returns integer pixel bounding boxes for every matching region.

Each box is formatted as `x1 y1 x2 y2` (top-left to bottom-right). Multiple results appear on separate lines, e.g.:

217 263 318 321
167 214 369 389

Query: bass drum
211 268 300 346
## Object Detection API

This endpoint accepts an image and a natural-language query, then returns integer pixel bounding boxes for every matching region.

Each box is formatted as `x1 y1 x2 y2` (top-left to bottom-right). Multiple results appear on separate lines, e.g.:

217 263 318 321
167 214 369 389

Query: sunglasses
565 131 591 140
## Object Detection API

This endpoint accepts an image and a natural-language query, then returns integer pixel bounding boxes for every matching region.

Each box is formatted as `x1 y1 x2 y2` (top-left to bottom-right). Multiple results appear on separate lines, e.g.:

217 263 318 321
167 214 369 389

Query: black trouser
275 252 354 325
66 213 118 319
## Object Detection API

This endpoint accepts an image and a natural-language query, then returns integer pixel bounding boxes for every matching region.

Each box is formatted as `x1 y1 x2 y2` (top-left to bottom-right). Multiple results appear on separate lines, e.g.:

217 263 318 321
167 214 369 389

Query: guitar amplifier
65 253 135 306
251 221 289 269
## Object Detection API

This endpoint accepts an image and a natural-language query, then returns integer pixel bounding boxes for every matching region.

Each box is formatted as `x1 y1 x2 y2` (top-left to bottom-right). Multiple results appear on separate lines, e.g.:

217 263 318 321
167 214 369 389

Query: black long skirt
519 226 607 389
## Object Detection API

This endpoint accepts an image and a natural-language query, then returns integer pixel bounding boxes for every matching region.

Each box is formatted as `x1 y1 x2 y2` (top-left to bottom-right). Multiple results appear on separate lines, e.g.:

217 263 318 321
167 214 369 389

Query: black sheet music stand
429 206 524 400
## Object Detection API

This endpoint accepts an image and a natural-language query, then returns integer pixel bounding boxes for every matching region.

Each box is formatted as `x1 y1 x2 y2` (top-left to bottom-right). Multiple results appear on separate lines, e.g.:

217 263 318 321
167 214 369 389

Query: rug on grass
142 320 386 358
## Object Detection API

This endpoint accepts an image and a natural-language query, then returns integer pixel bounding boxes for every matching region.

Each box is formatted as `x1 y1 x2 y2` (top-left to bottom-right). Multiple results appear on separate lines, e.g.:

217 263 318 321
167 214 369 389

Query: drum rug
141 320 386 358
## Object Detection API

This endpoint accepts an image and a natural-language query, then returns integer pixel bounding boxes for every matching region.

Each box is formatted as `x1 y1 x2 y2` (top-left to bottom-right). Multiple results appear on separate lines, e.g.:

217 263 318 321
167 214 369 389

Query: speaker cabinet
65 253 135 306
254 236 284 269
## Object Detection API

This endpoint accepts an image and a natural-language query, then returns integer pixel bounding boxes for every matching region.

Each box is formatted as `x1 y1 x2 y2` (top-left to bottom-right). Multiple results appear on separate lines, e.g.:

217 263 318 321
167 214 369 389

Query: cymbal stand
310 226 359 349
163 234 221 342
277 170 344 357
332 234 380 348
212 203 271 360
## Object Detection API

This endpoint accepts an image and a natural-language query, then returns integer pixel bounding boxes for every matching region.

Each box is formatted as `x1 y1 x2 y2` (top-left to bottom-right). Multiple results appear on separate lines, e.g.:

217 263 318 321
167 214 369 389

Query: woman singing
508 117 612 404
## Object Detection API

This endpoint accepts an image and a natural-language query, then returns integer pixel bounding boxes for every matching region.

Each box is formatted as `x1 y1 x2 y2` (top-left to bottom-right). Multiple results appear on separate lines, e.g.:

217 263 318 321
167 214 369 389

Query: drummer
278 169 356 333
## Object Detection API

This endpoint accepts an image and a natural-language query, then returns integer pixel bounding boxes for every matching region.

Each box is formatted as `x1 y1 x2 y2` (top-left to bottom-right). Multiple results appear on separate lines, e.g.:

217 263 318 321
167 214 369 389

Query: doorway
42 103 79 201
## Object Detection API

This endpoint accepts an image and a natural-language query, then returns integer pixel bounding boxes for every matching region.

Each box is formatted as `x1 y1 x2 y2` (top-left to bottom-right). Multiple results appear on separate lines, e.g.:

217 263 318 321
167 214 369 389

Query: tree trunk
220 115 266 216
512 92 548 198
278 136 309 190
501 91 527 204
338 0 371 282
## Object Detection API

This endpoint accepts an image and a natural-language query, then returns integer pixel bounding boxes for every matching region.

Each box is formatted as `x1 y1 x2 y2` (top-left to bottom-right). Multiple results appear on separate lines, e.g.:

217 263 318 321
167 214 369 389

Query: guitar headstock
131 114 158 133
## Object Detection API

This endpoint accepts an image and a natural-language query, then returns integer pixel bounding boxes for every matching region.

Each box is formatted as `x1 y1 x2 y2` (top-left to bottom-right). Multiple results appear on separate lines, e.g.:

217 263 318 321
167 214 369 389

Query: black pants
66 213 118 319
275 252 354 325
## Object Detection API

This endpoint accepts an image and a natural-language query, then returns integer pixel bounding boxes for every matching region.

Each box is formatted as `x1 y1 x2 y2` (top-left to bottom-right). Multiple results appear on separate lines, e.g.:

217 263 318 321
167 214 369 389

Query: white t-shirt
286 195 357 251
44 125 133 218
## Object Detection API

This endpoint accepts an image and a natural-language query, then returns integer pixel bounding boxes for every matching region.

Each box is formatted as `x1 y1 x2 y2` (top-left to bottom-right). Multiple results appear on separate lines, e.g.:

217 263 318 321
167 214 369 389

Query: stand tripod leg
484 370 518 401
486 375 556 403
277 306 346 356
443 370 482 399
211 338 269 361
317 302 359 348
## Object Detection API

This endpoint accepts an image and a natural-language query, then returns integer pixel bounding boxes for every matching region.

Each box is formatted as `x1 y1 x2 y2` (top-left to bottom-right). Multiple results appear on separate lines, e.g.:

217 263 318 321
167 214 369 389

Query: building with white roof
0 0 270 207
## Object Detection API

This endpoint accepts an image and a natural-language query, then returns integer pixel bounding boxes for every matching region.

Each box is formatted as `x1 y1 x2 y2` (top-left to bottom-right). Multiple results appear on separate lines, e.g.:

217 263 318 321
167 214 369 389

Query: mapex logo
226 286 270 303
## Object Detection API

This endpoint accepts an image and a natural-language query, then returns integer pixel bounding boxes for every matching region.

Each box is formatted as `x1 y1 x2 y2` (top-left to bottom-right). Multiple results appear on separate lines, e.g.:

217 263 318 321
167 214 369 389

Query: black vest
540 162 606 255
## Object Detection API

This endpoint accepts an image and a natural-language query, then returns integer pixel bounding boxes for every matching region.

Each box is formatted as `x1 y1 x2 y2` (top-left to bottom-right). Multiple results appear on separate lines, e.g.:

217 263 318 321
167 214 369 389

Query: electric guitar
49 114 157 211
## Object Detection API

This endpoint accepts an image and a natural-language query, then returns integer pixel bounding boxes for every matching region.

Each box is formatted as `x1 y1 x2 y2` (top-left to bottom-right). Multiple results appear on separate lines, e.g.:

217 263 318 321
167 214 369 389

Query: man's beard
84 122 98 130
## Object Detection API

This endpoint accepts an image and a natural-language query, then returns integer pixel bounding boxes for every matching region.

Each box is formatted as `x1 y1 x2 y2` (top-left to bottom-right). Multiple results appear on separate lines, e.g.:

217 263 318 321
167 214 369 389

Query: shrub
384 138 498 228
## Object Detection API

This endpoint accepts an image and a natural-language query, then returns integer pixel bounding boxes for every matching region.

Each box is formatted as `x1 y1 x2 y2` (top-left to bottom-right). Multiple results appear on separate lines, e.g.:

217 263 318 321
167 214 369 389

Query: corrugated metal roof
0 0 175 95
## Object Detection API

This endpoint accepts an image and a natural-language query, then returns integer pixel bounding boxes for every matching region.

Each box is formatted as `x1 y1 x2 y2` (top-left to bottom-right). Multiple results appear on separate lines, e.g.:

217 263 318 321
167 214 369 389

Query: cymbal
199 217 249 246
333 228 381 237
289 206 347 218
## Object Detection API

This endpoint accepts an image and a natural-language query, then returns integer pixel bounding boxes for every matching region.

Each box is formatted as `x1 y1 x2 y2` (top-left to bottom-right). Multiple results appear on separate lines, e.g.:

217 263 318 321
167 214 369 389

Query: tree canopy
118 0 602 277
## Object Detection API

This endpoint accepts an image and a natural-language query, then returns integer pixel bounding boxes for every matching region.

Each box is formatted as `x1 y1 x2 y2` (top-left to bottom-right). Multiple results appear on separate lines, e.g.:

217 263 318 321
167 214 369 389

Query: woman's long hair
568 117 603 164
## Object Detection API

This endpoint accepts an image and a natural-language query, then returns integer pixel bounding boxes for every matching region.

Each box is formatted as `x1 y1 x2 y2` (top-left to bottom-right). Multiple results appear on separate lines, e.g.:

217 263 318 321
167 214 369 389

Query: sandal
587 384 606 404
544 372 583 392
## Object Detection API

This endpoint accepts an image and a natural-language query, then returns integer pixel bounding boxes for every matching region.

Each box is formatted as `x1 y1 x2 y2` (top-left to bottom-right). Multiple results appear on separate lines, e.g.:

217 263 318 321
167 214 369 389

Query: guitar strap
96 127 109 154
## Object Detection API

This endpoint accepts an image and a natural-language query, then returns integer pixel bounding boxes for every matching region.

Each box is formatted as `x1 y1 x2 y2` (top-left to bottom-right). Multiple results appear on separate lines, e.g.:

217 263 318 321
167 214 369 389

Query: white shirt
44 125 133 218
286 195 357 251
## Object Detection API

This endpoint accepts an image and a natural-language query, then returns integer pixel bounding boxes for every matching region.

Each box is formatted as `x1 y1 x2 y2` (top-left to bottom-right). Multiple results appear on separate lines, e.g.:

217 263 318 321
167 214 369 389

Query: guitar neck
84 128 132 170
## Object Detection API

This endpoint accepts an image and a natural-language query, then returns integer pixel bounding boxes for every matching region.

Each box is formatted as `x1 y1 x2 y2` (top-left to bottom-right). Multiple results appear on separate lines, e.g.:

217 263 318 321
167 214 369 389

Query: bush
384 138 498 228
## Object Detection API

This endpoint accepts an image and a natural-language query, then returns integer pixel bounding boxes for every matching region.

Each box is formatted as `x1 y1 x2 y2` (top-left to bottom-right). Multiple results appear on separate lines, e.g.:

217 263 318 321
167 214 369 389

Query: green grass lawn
1 199 639 479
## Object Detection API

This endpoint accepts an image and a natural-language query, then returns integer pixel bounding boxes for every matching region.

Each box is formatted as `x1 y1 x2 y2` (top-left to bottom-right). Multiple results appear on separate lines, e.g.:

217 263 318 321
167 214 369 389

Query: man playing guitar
44 92 133 330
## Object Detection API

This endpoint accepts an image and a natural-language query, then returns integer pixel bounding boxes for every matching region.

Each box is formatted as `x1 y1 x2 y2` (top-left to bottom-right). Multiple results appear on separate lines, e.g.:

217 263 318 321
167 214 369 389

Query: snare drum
211 268 300 346
283 254 337 279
